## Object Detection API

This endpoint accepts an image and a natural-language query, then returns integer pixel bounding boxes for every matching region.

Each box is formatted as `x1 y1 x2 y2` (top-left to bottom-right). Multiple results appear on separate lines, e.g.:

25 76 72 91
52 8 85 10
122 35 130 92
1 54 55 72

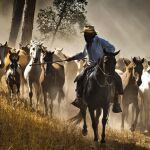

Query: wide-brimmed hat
81 25 97 34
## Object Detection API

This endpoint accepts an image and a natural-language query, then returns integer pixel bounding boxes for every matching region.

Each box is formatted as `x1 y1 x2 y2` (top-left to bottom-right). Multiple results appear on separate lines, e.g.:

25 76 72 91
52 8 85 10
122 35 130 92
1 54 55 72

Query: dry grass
0 85 150 150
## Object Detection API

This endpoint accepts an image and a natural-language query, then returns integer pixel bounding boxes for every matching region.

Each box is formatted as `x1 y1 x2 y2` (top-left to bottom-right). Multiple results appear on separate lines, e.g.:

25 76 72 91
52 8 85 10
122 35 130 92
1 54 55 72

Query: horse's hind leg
89 108 98 141
82 108 88 136
101 108 108 144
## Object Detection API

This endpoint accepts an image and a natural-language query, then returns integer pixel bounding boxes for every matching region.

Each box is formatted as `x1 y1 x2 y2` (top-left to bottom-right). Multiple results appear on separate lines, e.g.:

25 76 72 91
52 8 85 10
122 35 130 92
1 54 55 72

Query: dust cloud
0 0 149 130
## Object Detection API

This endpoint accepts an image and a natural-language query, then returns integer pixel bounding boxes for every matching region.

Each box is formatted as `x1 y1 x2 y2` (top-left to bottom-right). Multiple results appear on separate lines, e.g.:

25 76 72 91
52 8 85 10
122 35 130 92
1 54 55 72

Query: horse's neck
122 70 133 90
28 58 40 72
95 65 105 83
41 63 53 75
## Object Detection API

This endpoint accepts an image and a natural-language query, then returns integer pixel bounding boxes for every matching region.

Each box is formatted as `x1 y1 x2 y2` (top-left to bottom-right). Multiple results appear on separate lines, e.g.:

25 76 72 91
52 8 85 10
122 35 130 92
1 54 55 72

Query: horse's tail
69 109 85 125
58 88 65 103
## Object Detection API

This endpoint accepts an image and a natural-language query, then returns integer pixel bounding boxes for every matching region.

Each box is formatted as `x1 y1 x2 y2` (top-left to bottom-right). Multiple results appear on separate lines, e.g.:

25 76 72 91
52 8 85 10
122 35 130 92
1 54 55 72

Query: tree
21 0 36 45
37 0 88 45
8 0 25 47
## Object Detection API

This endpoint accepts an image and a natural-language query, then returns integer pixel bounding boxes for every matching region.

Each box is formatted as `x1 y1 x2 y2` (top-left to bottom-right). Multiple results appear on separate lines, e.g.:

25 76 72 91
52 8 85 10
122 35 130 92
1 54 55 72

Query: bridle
94 57 115 88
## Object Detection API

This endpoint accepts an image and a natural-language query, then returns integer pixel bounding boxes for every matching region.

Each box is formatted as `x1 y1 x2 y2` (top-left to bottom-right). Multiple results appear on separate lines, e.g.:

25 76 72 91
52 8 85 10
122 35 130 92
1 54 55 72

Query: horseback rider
66 25 123 113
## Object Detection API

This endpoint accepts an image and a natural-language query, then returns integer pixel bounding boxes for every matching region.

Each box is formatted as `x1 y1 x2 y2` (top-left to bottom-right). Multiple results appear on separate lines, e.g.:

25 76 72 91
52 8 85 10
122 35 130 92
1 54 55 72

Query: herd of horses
0 41 150 143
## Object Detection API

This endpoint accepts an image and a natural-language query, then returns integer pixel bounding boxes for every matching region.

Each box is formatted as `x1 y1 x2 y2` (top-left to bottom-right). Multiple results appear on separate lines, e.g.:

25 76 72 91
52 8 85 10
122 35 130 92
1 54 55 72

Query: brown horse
121 57 144 131
40 50 65 117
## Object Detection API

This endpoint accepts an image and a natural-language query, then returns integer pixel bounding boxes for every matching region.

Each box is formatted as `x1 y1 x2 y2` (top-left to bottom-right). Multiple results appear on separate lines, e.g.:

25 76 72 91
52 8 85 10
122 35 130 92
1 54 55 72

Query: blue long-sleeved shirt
73 35 115 65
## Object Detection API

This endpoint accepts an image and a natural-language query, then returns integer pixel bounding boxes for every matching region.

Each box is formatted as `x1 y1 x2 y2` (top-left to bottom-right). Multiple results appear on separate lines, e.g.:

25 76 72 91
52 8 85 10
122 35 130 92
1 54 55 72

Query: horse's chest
124 84 138 96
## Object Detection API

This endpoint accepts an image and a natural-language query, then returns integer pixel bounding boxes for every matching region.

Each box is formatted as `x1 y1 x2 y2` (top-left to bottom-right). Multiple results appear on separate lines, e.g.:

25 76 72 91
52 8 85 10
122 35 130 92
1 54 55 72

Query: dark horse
40 50 65 117
5 50 22 98
71 49 120 143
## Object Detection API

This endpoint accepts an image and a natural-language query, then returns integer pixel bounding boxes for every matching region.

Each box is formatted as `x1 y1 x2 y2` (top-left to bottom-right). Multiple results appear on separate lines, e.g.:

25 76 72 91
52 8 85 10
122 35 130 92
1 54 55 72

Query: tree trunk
51 1 67 46
8 0 25 47
21 0 36 45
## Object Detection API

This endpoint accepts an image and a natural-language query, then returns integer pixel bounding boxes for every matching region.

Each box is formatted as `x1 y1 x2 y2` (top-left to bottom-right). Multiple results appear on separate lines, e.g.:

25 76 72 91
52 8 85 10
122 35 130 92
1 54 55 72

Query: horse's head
9 49 20 63
132 57 144 86
29 41 43 63
0 42 10 68
99 49 120 76
9 49 20 69
41 50 54 63
19 43 30 55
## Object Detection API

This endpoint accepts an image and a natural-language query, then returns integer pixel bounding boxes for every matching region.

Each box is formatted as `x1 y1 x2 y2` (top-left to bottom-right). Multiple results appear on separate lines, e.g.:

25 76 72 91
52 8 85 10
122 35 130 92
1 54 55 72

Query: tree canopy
37 0 88 44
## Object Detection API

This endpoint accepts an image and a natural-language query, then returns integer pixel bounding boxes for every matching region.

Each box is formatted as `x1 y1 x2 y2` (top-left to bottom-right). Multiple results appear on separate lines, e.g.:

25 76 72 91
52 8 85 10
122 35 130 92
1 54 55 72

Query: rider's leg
71 69 86 109
112 72 123 113
72 65 94 109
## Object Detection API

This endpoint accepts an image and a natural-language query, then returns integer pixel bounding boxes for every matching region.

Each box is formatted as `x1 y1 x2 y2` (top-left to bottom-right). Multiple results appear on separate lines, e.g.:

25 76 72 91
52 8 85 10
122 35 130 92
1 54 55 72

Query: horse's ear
9 50 12 55
60 48 63 51
26 44 31 49
4 41 7 47
103 48 109 55
19 43 22 49
17 50 20 55
132 57 137 64
114 50 120 56
141 58 145 63
124 59 129 66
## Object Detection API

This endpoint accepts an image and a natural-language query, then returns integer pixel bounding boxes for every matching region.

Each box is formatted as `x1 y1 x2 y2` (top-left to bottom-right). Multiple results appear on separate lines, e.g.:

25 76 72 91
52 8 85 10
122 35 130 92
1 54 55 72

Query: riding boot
71 80 86 110
112 72 123 113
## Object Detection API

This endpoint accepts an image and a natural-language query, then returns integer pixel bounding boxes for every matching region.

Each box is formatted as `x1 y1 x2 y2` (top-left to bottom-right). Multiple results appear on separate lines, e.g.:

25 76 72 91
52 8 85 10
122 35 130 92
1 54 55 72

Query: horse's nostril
33 58 38 63
137 80 142 86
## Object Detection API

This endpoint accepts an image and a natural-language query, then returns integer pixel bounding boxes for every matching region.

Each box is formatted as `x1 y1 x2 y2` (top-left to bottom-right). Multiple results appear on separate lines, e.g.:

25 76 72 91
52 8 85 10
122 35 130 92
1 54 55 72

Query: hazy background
0 0 150 58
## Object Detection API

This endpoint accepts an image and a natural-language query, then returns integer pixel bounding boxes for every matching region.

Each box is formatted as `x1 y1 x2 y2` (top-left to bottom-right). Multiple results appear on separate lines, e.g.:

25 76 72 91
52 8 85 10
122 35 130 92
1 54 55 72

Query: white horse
24 41 42 109
139 61 150 132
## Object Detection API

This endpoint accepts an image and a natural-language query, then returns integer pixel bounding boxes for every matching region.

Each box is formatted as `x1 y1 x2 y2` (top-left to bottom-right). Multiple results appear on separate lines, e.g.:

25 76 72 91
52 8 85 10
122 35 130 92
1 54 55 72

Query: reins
94 61 113 88
29 58 87 66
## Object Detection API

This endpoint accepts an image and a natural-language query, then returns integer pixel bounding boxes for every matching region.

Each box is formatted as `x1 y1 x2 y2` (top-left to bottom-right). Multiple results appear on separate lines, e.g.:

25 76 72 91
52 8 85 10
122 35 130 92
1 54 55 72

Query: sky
0 0 150 58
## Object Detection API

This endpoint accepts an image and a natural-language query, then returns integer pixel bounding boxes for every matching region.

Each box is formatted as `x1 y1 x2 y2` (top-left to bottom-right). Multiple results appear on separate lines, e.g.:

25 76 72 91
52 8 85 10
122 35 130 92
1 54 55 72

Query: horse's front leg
82 108 88 136
131 99 140 132
34 83 41 111
27 79 33 107
95 108 101 139
42 86 48 116
89 108 98 141
121 103 128 129
101 107 108 144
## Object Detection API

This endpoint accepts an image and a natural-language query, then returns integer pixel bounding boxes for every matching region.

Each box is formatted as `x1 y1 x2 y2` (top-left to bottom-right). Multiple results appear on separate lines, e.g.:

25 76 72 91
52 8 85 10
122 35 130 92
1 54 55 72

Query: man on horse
67 25 123 113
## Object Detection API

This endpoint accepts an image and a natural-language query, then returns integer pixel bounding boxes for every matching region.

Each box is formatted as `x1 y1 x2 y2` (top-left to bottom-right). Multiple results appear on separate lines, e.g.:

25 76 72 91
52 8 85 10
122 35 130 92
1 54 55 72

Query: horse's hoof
100 139 106 144
82 129 88 136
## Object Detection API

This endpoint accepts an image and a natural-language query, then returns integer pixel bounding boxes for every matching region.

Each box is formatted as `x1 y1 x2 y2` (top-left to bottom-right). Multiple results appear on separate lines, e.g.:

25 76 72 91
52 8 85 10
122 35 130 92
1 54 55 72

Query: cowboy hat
81 25 97 34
